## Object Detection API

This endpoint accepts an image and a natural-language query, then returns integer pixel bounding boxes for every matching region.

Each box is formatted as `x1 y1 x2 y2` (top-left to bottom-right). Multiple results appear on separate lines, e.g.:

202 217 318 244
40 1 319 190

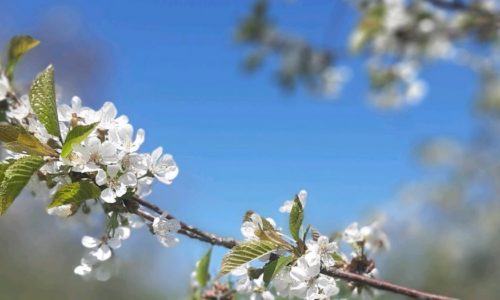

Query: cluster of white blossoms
2 76 180 280
1 38 394 297
224 191 389 300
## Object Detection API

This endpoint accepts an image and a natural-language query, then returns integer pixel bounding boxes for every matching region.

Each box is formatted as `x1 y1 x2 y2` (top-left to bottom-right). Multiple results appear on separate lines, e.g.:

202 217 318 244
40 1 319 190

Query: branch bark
131 195 457 300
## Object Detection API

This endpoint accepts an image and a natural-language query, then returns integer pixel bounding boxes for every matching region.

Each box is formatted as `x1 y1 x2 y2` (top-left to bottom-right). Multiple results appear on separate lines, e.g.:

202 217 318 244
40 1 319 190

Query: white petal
91 244 112 261
101 142 117 159
132 128 145 150
95 169 107 186
241 221 257 240
115 226 131 240
81 236 100 248
74 264 92 276
279 200 293 213
71 96 82 110
157 234 179 247
107 238 122 249
114 184 127 197
151 147 163 164
119 172 137 187
100 188 116 203
107 164 121 178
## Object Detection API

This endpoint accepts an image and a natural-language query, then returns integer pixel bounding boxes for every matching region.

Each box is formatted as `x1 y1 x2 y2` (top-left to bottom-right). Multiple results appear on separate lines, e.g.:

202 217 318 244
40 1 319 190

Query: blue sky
2 0 478 293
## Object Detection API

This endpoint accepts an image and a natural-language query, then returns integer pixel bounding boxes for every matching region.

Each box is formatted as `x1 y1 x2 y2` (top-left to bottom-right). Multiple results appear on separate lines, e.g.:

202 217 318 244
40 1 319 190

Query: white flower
273 267 294 297
405 79 427 105
241 213 277 240
6 95 31 120
46 204 73 218
136 176 154 198
231 265 275 300
70 137 118 172
58 96 96 124
360 221 390 252
96 165 137 203
279 190 307 213
109 124 145 153
343 221 390 252
106 226 131 249
81 236 112 261
289 256 339 299
97 102 129 130
148 147 178 184
343 222 364 244
305 236 338 267
152 213 181 247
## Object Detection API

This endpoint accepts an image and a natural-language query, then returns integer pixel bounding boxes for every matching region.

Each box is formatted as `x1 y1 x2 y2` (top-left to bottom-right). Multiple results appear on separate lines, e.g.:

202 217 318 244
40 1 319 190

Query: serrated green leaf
0 124 57 156
49 181 101 208
289 197 304 242
0 161 14 184
6 35 40 81
29 65 61 138
61 122 98 158
195 247 212 288
263 255 293 287
219 240 280 276
0 156 45 215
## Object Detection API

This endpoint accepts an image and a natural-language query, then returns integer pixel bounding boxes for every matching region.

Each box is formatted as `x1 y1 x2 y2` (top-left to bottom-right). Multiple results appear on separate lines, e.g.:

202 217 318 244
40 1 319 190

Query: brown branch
131 195 456 300
322 268 457 300
132 196 237 248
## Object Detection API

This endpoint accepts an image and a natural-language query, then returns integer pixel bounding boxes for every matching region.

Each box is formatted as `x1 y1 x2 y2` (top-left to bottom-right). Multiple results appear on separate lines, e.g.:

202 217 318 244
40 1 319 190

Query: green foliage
263 255 293 287
195 247 212 288
0 124 57 156
0 161 14 185
29 65 61 138
49 181 101 208
6 35 40 81
350 6 385 53
0 156 46 215
61 122 98 158
289 197 304 242
219 240 281 276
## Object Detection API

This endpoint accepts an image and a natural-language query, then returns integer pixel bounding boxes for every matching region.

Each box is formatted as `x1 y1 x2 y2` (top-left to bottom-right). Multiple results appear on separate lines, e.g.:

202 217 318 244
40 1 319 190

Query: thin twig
131 195 456 300
132 196 237 248
322 268 457 300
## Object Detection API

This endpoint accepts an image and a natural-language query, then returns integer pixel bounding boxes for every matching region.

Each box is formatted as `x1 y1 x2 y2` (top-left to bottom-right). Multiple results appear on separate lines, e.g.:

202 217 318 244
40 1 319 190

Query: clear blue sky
2 0 477 293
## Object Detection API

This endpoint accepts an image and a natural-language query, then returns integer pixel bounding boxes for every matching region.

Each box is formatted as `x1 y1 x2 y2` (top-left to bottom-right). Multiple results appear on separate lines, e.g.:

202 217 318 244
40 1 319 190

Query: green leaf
29 65 61 138
49 181 101 208
350 6 385 53
0 156 46 215
0 161 14 184
0 124 57 156
219 240 280 276
61 122 98 158
6 35 40 81
263 255 293 287
195 247 212 288
289 197 304 242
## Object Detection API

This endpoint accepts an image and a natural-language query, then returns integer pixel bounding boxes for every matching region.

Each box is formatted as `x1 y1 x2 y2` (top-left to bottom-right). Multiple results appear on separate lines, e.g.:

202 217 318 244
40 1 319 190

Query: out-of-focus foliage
381 113 500 299
236 0 345 97
237 0 500 108
0 198 169 300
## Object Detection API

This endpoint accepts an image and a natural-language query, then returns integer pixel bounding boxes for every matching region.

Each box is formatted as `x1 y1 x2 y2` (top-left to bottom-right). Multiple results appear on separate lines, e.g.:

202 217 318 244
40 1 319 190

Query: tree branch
424 0 467 10
131 195 457 300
